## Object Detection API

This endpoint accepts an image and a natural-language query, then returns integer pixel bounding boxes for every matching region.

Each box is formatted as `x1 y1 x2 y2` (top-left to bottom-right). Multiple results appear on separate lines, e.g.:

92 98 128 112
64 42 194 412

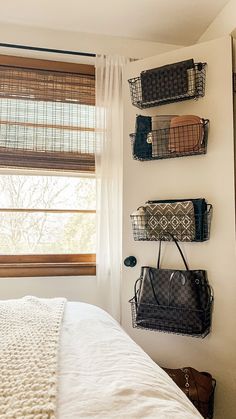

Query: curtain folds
95 55 130 322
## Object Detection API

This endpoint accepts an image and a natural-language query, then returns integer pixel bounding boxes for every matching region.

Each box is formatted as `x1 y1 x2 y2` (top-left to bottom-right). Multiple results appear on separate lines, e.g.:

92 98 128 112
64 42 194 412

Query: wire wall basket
130 203 212 242
128 61 206 109
129 297 213 338
130 119 209 161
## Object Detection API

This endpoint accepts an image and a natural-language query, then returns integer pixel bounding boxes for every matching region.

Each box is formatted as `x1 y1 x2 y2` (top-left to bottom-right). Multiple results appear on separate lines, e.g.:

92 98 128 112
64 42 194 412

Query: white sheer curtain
95 55 130 322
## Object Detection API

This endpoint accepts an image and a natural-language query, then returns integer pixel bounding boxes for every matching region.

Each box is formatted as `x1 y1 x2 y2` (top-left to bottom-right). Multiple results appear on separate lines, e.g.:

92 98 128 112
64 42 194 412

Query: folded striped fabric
148 115 177 157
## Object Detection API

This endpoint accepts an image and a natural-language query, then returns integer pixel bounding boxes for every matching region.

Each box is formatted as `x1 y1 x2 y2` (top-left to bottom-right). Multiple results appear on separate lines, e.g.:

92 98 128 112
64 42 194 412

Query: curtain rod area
0 42 96 57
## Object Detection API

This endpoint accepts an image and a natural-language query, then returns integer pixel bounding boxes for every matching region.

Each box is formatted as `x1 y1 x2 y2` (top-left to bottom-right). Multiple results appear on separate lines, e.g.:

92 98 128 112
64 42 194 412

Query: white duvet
57 302 202 418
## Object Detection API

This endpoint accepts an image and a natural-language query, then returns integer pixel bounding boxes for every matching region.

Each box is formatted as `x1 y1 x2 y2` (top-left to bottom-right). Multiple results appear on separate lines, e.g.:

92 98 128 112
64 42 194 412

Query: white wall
198 0 236 42
0 22 181 63
0 23 179 304
122 37 236 419
0 276 98 304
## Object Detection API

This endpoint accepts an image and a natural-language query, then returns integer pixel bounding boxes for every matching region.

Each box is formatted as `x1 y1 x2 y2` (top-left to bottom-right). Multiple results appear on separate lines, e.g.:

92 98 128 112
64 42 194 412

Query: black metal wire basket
128 61 206 109
129 296 213 338
130 118 209 161
130 203 212 242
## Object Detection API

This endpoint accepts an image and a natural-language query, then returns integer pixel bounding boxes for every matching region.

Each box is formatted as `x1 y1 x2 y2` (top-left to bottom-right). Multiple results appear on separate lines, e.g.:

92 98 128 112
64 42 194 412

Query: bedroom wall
197 0 236 42
0 22 181 61
122 36 236 419
0 276 98 304
0 23 179 304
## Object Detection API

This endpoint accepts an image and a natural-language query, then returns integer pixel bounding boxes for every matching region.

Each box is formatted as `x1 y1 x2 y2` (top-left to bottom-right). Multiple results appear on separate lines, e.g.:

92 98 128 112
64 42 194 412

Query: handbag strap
149 269 161 305
157 233 189 270
134 267 146 307
134 277 142 307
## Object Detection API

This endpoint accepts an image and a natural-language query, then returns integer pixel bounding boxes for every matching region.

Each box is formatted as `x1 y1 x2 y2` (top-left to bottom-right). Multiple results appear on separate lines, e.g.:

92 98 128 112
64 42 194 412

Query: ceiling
0 0 230 46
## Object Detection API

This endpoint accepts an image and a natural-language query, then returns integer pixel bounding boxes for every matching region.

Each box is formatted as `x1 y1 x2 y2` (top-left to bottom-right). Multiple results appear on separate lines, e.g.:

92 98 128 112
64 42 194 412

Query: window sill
0 254 96 277
0 262 96 277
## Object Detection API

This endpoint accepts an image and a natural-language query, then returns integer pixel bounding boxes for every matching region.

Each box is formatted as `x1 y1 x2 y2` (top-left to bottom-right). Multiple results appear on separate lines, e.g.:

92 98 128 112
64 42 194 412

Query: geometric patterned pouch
144 200 195 241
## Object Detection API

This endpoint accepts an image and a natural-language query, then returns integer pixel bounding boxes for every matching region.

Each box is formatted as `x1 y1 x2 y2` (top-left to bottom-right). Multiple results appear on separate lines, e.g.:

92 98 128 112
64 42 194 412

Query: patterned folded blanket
0 296 66 418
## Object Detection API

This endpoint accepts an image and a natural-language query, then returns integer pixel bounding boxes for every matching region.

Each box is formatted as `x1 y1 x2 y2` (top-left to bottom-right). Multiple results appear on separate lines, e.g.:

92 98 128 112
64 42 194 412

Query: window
0 55 96 277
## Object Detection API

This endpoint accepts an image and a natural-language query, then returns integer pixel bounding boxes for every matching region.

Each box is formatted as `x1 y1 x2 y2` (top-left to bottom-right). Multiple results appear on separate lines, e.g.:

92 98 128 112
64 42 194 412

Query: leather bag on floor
162 367 216 419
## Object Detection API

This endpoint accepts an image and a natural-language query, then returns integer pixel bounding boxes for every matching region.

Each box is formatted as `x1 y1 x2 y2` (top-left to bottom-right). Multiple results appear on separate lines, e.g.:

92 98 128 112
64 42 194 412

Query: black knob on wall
124 256 137 267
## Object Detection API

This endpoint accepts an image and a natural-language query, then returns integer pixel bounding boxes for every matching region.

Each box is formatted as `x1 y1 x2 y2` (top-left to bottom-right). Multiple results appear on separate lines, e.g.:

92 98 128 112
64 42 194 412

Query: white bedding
57 302 202 418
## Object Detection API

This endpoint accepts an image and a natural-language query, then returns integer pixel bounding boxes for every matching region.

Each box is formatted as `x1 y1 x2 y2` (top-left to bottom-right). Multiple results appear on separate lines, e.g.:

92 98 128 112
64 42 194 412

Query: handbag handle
157 233 189 271
134 277 141 307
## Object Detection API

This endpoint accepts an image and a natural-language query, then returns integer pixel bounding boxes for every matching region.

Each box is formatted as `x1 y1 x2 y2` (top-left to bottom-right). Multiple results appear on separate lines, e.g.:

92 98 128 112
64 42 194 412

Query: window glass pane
0 174 96 210
0 212 95 254
0 174 96 255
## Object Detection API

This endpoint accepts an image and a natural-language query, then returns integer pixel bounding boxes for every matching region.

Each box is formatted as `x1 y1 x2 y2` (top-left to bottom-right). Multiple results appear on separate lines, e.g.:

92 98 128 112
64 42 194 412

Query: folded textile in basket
140 59 195 106
151 115 177 131
186 68 196 96
148 198 208 241
143 200 196 241
132 114 207 160
133 114 152 158
169 115 205 153
147 115 177 157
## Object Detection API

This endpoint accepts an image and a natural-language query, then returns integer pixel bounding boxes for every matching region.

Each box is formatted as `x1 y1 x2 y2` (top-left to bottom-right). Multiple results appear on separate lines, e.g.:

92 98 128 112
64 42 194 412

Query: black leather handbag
162 367 216 419
132 235 213 337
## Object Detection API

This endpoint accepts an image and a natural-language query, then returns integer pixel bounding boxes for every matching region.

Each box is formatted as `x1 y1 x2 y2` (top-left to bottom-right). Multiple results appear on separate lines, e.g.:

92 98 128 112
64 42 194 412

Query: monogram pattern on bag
135 267 212 336
137 269 209 309
135 302 212 336
145 201 195 241
136 303 210 334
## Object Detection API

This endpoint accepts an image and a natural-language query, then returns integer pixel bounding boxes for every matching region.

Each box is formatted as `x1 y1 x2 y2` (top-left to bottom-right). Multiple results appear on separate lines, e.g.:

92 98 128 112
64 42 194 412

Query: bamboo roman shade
0 56 95 172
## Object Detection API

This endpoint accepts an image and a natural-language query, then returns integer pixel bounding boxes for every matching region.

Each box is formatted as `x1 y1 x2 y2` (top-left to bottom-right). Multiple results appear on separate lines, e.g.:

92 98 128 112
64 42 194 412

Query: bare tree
0 175 95 254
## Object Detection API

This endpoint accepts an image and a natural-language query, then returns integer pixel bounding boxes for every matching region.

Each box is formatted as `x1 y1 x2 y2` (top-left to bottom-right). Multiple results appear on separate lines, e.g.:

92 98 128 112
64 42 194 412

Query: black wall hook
124 256 137 267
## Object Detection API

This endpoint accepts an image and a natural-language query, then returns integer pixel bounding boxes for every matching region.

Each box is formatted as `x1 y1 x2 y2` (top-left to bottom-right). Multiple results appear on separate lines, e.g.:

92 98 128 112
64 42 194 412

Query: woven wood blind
0 55 95 172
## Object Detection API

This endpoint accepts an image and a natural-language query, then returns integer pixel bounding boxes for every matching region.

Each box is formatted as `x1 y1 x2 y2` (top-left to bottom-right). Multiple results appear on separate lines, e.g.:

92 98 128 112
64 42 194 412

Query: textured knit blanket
0 296 66 419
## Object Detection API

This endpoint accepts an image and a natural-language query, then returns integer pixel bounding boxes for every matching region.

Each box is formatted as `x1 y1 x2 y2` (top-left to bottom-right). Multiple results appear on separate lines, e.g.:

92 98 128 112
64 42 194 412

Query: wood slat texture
0 55 95 172
0 254 96 277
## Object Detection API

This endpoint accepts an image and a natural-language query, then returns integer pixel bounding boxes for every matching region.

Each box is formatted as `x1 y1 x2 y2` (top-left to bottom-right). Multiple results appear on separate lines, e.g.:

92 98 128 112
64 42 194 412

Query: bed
0 298 202 418
57 301 202 418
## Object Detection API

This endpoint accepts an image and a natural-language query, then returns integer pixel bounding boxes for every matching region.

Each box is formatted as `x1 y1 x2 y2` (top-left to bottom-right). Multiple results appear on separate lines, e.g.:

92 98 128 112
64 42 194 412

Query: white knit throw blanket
0 296 66 419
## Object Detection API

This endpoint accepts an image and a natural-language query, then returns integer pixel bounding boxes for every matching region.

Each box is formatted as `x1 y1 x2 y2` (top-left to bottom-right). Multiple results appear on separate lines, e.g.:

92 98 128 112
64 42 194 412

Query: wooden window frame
0 55 96 277
0 55 95 172
0 206 96 277
0 254 96 277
